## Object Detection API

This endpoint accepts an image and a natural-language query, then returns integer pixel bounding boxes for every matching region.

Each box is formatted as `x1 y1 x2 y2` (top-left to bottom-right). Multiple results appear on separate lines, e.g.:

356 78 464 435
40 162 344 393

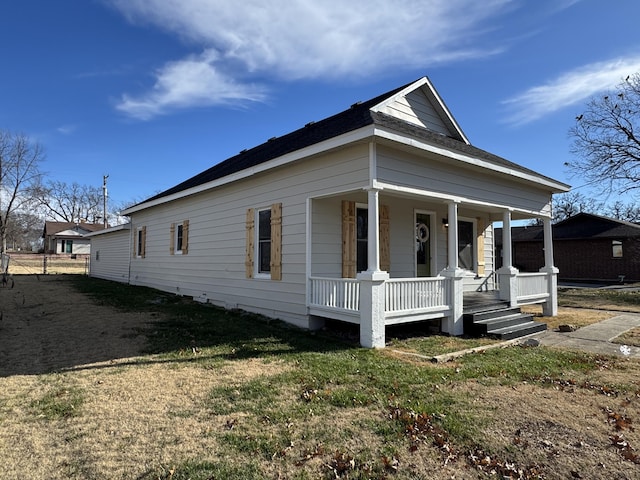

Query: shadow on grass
70 276 353 363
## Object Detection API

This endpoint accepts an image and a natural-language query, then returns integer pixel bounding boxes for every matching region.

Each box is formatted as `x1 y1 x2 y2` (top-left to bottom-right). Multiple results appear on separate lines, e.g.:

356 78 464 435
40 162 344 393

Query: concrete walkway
532 313 640 358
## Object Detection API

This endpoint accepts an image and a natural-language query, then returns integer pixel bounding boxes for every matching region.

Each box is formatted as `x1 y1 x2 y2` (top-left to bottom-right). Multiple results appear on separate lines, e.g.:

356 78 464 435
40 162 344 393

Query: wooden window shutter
341 200 356 278
379 204 390 272
169 223 175 255
245 208 255 278
476 217 485 276
182 220 189 255
270 203 282 280
141 226 147 258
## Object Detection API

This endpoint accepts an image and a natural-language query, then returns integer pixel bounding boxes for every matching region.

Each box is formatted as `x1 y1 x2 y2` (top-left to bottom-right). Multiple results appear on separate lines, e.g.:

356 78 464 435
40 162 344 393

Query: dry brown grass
613 328 640 347
2 276 640 479
522 304 615 330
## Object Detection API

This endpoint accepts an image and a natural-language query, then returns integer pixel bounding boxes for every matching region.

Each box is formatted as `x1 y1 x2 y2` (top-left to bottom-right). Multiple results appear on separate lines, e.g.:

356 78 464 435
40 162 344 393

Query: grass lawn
1 276 640 479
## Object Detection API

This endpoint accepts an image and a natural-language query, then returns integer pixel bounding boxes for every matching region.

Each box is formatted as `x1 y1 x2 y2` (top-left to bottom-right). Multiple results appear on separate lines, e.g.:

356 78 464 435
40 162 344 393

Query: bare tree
604 200 640 223
0 130 44 253
34 180 103 224
5 211 43 251
568 73 640 197
552 191 603 223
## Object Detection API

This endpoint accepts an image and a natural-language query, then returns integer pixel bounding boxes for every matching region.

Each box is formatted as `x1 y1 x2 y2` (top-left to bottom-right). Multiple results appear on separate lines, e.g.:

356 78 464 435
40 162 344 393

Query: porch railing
385 277 450 314
309 277 360 312
516 272 549 303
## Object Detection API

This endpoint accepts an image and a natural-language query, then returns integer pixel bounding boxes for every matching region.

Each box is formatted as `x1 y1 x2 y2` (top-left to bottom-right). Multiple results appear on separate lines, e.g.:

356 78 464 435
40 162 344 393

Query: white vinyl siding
89 227 131 283
378 88 451 135
128 144 369 328
376 145 551 215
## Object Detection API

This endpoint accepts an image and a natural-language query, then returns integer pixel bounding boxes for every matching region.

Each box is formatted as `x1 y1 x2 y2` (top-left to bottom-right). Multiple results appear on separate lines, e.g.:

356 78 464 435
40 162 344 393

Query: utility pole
103 174 109 228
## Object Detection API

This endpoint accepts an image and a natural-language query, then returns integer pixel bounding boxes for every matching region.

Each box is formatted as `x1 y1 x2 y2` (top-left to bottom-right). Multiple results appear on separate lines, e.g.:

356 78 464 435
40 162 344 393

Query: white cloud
108 0 516 119
56 125 77 135
116 50 267 120
502 55 640 126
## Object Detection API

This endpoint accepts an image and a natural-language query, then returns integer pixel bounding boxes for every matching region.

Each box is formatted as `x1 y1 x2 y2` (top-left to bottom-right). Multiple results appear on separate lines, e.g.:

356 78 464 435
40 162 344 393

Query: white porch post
358 188 389 348
540 217 559 316
497 210 519 307
441 201 464 336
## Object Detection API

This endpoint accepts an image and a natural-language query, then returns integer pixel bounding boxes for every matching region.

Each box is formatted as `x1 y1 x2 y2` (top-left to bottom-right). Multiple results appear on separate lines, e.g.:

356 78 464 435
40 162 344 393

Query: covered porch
306 187 558 348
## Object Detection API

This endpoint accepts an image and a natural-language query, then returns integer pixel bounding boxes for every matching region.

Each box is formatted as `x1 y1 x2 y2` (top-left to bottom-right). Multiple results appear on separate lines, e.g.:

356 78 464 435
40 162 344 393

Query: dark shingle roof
553 212 640 239
142 82 413 204
495 213 640 245
135 78 566 208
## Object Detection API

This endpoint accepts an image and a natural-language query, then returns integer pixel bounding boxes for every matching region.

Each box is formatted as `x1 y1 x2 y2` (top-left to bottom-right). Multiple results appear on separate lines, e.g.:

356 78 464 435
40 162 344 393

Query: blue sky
1 0 639 211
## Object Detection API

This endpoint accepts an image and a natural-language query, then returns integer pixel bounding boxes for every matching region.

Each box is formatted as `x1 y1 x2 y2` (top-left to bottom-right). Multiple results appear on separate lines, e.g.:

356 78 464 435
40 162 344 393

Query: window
613 240 623 258
136 226 146 258
170 221 189 255
176 224 184 252
62 240 73 254
258 209 271 273
457 220 474 271
245 204 282 280
95 250 100 261
356 207 368 273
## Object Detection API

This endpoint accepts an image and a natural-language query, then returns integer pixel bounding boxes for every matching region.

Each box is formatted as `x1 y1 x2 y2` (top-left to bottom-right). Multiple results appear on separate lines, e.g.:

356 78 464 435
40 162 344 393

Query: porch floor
463 291 506 313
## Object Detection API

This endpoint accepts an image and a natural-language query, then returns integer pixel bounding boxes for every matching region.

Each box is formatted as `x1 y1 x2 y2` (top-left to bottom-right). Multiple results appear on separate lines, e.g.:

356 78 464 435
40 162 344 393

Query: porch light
442 218 449 227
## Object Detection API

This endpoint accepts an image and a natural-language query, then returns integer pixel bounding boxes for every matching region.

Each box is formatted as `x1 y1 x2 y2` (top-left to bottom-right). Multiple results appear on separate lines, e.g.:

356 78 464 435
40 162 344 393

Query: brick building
496 213 640 283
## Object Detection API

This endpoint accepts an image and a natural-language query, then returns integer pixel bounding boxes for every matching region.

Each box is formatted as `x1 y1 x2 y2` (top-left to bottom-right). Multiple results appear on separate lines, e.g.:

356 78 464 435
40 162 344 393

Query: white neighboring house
91 77 570 347
43 222 105 255
85 224 131 283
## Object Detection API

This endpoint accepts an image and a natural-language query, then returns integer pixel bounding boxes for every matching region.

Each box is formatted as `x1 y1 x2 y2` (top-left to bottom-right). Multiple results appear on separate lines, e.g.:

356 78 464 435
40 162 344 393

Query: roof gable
370 77 469 143
44 222 105 236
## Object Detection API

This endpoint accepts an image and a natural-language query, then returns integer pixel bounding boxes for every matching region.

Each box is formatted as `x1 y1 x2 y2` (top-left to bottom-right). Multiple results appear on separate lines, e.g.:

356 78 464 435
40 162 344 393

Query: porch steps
463 305 547 341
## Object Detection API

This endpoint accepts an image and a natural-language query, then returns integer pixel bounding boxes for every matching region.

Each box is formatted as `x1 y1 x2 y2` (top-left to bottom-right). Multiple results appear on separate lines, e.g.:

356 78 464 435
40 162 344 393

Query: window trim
612 239 623 258
256 207 272 278
136 226 146 258
170 220 189 255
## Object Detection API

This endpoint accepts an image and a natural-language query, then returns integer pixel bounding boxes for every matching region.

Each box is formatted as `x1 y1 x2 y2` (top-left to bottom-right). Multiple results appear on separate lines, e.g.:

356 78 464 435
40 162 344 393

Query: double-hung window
245 204 282 280
170 220 189 255
258 209 272 274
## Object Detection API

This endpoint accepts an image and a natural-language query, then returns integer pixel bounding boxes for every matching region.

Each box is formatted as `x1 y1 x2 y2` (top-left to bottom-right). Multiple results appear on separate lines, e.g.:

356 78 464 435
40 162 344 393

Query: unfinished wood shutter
141 226 147 258
379 204 390 272
169 223 175 255
342 200 356 278
476 217 485 276
245 208 255 278
270 203 282 280
182 220 189 255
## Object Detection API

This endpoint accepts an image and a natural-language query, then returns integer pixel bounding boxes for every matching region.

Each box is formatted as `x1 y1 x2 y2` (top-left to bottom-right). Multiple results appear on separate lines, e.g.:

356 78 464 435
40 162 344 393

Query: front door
415 212 431 277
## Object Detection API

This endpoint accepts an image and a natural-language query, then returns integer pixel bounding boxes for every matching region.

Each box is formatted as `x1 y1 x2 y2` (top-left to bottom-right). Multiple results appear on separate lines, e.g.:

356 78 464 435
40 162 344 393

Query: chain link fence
6 253 90 275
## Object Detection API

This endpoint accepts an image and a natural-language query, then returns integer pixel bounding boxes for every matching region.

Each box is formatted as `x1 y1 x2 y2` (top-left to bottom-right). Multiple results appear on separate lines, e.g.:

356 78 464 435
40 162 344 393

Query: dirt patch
0 275 153 376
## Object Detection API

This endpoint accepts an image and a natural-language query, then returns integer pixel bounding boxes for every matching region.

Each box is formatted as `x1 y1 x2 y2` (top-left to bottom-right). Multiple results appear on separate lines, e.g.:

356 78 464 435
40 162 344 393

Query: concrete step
472 313 535 333
486 320 548 340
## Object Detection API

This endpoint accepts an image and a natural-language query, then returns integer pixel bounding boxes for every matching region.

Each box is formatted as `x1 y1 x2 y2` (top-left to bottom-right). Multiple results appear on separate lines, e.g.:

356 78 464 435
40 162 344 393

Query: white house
85 224 131 283
93 77 570 347
43 222 105 255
